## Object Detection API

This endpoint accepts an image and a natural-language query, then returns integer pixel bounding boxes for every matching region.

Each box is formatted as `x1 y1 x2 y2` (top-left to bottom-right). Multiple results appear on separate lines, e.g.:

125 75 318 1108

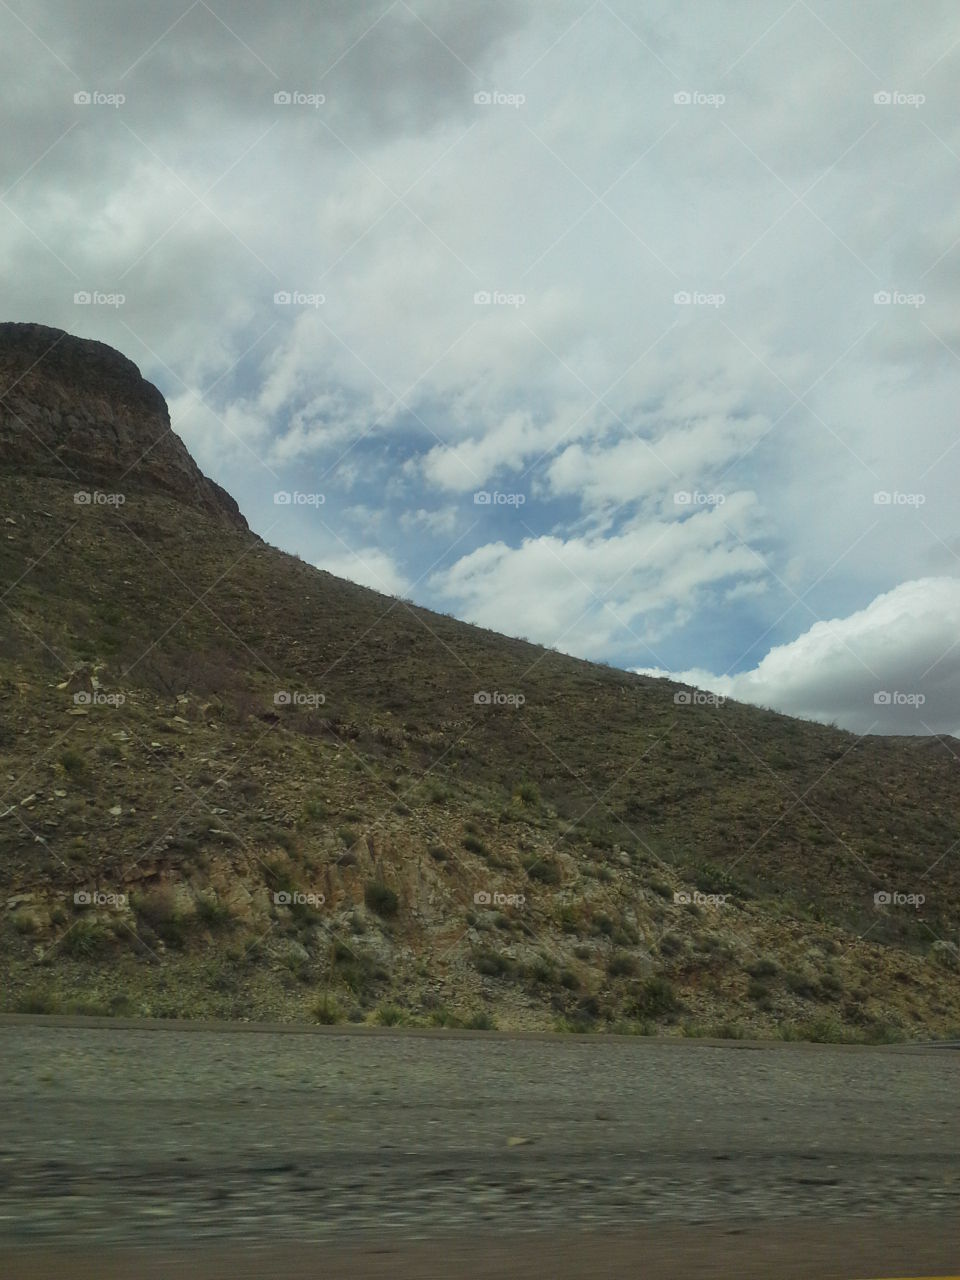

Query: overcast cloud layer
2 0 959 735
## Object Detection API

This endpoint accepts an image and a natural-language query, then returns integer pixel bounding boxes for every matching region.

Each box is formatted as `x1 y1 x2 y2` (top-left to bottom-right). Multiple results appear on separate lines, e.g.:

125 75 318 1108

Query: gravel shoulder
0 1019 957 1263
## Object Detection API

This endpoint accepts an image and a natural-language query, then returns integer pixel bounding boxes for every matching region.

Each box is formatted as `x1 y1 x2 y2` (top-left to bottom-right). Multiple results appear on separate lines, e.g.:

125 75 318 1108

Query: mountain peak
0 322 246 530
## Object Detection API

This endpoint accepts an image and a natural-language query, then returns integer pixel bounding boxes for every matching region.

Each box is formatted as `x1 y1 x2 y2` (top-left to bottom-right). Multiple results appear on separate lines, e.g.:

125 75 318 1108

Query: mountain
1 323 957 1038
0 322 246 530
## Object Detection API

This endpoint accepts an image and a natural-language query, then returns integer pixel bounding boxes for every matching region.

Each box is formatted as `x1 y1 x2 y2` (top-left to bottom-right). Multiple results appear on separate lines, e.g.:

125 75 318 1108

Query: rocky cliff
0 322 247 530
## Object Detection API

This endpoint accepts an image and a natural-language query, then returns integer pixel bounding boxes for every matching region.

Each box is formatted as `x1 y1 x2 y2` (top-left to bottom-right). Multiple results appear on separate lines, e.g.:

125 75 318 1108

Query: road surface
0 1017 957 1277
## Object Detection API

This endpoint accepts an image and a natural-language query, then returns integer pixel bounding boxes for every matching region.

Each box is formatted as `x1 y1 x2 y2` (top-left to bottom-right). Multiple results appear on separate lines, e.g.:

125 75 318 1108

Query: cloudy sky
2 0 959 735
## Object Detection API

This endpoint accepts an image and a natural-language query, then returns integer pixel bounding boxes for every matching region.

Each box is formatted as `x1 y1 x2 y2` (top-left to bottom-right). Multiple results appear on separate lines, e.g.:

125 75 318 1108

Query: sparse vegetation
364 881 398 918
2 391 960 1041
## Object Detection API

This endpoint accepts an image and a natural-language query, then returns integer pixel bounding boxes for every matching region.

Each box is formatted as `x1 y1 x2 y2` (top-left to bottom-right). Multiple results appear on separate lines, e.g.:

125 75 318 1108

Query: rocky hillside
1 324 958 1039
0 322 246 530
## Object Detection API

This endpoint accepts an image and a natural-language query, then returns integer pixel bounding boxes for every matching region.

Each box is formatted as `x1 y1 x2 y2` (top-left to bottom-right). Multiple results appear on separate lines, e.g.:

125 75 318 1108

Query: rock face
0 322 247 530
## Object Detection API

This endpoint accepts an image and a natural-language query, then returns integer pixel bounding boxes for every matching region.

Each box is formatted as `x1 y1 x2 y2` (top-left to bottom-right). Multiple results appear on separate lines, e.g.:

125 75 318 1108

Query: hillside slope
1 324 958 1037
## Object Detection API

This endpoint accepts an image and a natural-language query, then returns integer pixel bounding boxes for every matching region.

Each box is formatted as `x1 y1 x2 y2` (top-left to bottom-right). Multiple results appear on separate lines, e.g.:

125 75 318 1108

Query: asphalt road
0 1018 957 1278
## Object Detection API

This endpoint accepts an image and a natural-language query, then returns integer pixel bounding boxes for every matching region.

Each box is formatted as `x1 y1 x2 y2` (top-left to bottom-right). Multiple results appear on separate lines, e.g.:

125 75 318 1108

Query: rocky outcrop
0 322 247 530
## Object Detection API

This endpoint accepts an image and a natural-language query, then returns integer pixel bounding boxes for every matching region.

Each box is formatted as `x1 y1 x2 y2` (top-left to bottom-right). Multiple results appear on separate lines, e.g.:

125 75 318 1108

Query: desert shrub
60 919 114 958
818 971 843 999
376 1003 404 1025
557 905 579 934
473 949 514 978
513 780 540 806
194 892 234 928
313 994 343 1024
302 797 328 821
331 942 389 995
785 970 819 999
132 887 188 947
607 951 637 977
592 913 614 937
524 957 556 988
466 1011 495 1030
688 860 750 898
524 857 561 885
59 749 87 777
462 834 487 855
364 882 398 917
794 1016 847 1043
12 988 61 1014
632 976 680 1018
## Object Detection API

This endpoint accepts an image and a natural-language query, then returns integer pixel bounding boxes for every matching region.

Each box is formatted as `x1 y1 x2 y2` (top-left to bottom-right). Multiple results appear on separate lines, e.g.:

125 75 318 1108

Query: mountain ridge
1 324 957 1039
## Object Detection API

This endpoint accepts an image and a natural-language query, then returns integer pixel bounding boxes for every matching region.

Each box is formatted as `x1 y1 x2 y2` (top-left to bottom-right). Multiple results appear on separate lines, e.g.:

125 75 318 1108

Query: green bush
632 976 680 1018
474 949 514 978
60 919 114 958
688 860 749 898
194 892 234 928
466 1011 495 1030
313 994 343 1024
376 1004 404 1025
525 857 561 884
513 780 540 806
12 988 61 1014
785 970 819 999
607 951 637 977
364 881 399 917
59 749 87 777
